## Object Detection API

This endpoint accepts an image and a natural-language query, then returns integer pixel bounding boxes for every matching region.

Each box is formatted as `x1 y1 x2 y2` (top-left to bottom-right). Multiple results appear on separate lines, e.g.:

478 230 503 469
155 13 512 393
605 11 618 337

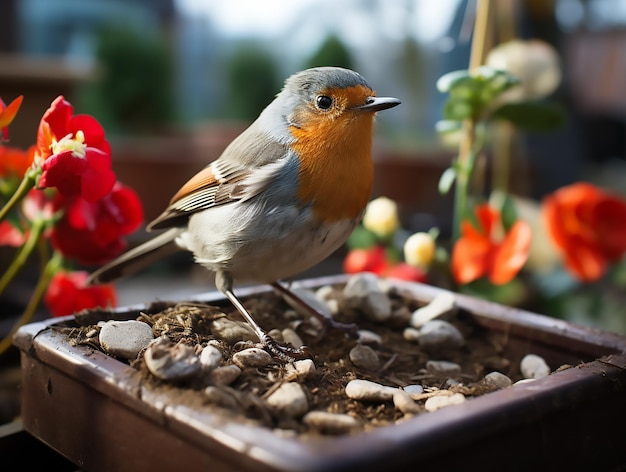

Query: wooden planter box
13 275 626 471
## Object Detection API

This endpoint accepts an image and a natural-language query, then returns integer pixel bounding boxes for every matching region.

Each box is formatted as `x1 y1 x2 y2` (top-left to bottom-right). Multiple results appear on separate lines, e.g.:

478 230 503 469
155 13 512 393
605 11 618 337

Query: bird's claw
261 334 315 362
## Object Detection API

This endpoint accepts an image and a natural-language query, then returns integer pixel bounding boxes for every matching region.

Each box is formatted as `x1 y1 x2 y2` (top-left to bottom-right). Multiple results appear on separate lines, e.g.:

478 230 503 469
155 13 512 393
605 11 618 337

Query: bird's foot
260 334 315 362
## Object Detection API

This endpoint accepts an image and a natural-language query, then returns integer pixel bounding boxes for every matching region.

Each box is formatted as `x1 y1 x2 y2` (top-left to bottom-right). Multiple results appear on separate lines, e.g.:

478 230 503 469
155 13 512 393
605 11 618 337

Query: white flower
362 197 399 238
486 39 561 101
404 232 436 268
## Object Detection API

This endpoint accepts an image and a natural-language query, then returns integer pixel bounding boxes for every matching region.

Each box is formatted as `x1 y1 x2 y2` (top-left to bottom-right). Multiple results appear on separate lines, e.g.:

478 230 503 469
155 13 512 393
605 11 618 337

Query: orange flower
542 182 626 282
452 203 531 285
0 95 23 141
0 144 36 178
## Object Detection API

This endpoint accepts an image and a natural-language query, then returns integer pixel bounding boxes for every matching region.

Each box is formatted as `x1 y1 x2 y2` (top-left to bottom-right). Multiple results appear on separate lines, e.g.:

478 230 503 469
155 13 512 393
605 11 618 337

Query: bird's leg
216 272 313 361
271 281 358 338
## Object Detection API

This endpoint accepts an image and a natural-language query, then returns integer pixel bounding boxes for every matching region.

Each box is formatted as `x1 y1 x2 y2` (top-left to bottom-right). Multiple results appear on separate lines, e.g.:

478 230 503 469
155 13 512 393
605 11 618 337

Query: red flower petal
68 114 111 154
490 220 532 285
44 271 117 317
451 234 492 284
542 182 626 282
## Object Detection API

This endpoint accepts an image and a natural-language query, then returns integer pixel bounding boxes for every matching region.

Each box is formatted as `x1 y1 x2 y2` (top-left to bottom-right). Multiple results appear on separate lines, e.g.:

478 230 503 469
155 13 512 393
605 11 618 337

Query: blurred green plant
305 34 354 70
224 44 280 121
78 25 175 134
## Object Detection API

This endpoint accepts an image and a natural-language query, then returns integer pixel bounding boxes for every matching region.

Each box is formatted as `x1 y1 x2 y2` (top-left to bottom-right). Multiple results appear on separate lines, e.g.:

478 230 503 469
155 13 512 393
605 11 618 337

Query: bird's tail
87 228 183 285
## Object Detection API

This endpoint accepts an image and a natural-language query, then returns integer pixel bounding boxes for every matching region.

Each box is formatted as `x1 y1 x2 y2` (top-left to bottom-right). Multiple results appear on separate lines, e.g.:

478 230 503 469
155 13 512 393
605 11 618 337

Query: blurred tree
78 24 174 134
305 34 354 70
224 44 280 121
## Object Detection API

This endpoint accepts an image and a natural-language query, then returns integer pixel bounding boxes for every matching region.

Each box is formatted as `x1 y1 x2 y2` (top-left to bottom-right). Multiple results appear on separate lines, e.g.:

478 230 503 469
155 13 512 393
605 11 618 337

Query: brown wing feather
170 166 218 205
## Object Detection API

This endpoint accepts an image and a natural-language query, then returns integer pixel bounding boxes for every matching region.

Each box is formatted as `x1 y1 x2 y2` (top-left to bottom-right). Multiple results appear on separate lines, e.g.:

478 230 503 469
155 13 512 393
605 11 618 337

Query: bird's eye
316 95 333 110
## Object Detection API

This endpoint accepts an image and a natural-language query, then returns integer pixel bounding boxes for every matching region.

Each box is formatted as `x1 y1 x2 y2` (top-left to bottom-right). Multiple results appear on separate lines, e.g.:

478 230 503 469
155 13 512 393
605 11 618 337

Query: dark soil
63 283 520 437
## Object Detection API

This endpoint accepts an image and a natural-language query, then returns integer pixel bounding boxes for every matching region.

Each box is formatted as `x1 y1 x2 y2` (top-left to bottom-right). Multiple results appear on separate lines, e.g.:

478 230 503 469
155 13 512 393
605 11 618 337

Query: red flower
343 246 389 275
452 203 531 285
50 182 143 265
36 96 115 202
44 270 117 317
0 95 23 141
542 182 626 282
385 262 427 283
0 220 26 247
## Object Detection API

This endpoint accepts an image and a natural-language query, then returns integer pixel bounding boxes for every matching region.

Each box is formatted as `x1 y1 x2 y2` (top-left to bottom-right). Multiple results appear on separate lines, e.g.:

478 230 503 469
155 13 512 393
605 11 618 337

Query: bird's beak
355 96 401 112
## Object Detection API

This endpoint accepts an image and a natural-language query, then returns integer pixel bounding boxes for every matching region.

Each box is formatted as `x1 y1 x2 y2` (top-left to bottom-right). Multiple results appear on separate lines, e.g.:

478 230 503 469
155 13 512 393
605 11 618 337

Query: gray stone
345 379 397 402
410 292 458 328
424 392 466 412
426 360 462 377
343 273 391 322
144 337 201 381
209 365 242 385
520 354 551 379
232 347 273 369
99 320 154 360
484 371 513 389
417 320 464 349
199 345 223 371
211 317 257 344
302 411 360 434
393 389 421 414
349 344 380 371
265 382 309 417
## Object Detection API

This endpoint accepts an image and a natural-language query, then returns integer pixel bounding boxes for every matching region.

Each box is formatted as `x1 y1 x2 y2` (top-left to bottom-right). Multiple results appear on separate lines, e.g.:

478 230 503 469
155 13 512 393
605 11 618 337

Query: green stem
0 252 61 356
453 119 476 240
0 217 46 297
0 166 38 223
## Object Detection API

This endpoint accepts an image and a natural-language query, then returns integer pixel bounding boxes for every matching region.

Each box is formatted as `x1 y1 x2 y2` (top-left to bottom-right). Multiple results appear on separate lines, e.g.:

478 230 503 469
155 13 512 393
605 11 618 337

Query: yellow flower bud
362 197 399 238
404 232 436 268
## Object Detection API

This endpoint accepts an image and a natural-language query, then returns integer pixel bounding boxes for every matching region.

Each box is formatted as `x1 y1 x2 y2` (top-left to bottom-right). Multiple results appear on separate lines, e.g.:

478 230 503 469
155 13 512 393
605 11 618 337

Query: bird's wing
147 133 291 231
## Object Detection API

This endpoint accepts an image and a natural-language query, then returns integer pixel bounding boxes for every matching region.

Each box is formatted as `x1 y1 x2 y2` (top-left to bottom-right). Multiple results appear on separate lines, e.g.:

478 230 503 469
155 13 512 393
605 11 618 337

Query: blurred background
1 0 626 305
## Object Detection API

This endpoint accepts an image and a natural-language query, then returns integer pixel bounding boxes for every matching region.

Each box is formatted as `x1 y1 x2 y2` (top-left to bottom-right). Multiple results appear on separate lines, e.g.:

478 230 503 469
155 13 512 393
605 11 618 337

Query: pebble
284 359 316 381
403 384 424 397
199 345 223 371
232 347 273 369
144 337 201 381
302 411 360 434
426 360 462 377
357 329 383 345
343 273 391 322
211 318 257 344
315 285 341 315
402 327 421 342
484 371 512 389
349 344 380 371
345 379 397 402
281 328 304 349
424 393 466 412
514 378 536 386
410 292 458 328
204 386 239 409
417 320 464 350
393 389 421 414
265 382 309 417
99 320 154 360
209 365 242 385
520 354 551 379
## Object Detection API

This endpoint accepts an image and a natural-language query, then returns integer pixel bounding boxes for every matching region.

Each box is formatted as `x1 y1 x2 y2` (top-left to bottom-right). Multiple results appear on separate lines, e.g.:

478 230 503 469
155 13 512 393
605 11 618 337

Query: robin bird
87 66 400 360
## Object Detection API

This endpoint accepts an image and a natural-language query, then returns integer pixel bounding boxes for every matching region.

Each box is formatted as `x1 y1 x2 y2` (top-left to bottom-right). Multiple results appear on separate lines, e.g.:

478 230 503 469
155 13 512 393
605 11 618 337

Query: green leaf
347 225 378 249
490 101 566 132
498 193 519 230
436 69 471 93
438 167 457 195
443 97 474 121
